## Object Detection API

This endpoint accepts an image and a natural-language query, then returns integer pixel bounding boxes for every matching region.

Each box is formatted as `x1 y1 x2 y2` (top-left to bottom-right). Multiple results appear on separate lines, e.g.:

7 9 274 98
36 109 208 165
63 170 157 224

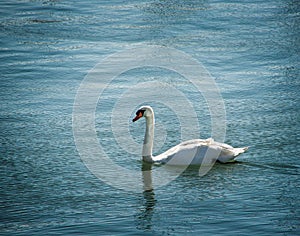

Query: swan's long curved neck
142 114 154 162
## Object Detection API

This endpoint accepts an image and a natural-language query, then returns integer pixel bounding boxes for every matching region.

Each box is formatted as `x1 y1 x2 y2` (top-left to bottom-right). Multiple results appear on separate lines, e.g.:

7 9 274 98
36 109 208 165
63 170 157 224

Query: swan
132 106 248 165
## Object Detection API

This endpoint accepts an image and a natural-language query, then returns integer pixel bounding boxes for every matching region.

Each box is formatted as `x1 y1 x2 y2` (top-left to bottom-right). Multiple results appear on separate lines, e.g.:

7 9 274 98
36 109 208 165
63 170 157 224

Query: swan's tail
233 146 249 157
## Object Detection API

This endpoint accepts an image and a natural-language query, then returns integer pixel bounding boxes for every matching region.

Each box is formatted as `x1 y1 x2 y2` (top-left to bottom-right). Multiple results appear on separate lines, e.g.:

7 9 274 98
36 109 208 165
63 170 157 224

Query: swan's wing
212 140 234 150
214 141 248 163
153 138 248 165
153 139 221 165
211 140 248 154
179 138 214 146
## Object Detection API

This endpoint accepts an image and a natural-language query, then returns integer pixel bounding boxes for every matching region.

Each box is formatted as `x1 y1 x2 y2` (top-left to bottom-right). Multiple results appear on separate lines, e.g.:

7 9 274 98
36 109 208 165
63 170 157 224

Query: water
1 0 299 235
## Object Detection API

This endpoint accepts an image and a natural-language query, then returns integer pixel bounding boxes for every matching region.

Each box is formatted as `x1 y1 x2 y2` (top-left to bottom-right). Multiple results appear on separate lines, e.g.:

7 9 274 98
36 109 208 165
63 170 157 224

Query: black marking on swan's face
136 109 145 116
133 108 146 122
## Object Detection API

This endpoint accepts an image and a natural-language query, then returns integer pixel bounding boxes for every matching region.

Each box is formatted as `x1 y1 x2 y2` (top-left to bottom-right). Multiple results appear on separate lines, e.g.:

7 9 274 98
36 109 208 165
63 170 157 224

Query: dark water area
1 0 299 235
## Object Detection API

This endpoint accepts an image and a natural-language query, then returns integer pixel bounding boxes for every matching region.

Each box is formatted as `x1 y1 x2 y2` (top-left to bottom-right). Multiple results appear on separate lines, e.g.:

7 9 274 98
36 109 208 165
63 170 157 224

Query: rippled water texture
1 0 299 235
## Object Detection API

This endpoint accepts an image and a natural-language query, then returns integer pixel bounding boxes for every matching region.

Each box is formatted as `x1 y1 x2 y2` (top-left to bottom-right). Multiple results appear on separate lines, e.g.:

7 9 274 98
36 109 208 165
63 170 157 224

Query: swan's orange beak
132 111 143 122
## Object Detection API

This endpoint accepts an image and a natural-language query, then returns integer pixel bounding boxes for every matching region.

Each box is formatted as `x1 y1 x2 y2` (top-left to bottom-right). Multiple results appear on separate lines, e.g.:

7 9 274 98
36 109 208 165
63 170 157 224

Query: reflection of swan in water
135 163 156 231
133 106 248 165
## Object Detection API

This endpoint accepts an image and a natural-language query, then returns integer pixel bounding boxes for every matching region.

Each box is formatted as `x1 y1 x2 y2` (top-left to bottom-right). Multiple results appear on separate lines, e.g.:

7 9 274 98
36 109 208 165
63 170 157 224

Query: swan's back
153 138 248 165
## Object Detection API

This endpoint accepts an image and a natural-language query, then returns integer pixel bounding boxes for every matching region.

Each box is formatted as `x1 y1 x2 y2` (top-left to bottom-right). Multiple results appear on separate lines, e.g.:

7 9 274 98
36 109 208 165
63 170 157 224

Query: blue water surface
1 0 299 235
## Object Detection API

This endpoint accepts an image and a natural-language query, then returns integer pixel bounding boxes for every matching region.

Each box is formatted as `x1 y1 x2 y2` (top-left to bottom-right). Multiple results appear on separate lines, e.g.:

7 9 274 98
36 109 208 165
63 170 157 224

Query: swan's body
133 106 248 165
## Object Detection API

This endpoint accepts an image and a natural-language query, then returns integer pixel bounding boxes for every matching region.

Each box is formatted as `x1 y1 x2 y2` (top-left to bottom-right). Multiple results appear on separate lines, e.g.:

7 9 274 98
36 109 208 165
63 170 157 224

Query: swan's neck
142 114 154 162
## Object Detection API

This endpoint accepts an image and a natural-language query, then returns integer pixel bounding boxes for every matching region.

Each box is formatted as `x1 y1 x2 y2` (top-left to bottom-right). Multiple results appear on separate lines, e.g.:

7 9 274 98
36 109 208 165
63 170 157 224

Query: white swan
132 106 248 165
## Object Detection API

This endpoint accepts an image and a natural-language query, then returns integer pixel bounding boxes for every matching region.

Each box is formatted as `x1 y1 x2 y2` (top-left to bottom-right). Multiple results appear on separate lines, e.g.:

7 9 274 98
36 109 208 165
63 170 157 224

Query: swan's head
132 106 154 122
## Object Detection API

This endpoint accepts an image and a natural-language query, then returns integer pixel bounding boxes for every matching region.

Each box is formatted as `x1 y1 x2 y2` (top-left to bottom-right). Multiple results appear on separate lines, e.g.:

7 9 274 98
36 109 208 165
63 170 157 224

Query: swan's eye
136 109 145 116
133 109 146 122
